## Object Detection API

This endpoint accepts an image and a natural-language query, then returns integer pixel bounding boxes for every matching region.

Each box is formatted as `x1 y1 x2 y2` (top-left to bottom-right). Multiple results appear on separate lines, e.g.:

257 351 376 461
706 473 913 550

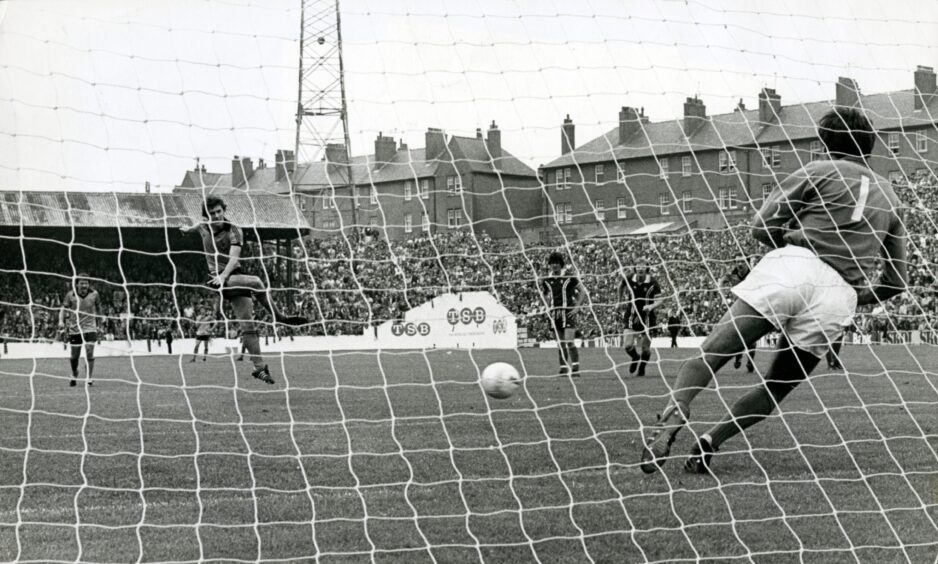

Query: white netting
1 1 937 562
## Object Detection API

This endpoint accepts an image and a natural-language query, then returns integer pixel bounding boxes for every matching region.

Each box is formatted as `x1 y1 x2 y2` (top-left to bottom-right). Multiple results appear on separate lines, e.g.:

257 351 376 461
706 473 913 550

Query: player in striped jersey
181 196 306 384
539 252 586 377
58 273 99 387
619 265 663 377
640 107 909 474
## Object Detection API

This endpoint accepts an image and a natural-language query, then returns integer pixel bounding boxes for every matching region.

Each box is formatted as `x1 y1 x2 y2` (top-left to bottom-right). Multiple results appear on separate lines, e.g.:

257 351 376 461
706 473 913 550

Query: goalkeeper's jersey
754 158 904 289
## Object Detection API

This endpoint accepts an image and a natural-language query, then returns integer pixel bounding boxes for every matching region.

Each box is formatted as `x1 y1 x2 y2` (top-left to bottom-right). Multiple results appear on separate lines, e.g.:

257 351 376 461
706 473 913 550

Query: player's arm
856 217 909 305
751 165 812 248
213 226 244 285
179 217 202 234
571 278 588 313
57 293 69 330
644 280 665 312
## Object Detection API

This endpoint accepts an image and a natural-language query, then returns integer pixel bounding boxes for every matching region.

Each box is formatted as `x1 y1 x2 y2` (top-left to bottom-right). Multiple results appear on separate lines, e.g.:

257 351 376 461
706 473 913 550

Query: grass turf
0 345 937 563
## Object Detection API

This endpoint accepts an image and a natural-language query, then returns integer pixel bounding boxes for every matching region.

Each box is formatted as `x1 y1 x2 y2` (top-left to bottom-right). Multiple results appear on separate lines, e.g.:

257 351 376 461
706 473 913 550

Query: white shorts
732 245 857 358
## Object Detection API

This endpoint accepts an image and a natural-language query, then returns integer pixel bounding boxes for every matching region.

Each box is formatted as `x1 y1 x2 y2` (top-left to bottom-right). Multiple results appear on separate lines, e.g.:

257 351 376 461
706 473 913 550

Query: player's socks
637 350 651 377
70 356 80 378
86 358 95 381
625 346 639 374
570 347 580 377
733 354 742 369
746 350 755 373
241 331 265 372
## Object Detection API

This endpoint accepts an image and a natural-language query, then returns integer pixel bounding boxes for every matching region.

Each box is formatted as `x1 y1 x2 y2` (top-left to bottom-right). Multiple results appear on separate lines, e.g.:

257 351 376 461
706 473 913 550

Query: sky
0 0 936 192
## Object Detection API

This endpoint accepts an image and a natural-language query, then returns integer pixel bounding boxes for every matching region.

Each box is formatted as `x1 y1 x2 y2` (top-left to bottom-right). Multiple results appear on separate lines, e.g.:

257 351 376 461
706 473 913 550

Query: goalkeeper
640 107 908 474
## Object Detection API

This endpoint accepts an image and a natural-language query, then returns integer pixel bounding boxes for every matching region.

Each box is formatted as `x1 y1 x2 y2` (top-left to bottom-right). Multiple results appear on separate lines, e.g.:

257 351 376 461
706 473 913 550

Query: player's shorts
627 311 656 333
68 332 97 345
552 311 577 334
196 335 211 342
731 245 857 358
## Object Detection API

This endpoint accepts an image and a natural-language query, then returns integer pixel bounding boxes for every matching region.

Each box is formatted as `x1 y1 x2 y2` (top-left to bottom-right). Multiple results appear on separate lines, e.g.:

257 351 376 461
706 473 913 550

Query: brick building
540 66 938 239
177 123 541 241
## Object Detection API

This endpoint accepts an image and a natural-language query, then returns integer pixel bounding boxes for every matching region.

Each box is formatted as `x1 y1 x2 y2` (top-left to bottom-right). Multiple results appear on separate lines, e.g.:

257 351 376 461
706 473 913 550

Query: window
595 199 605 220
682 156 692 177
718 188 729 210
617 197 627 219
719 150 738 172
420 179 430 199
810 140 824 162
659 159 669 179
369 217 379 227
916 132 928 153
762 183 773 202
447 209 462 228
659 194 670 215
616 166 627 184
404 181 412 201
595 164 604 182
555 203 572 224
888 171 904 185
729 188 738 209
404 213 413 233
370 187 377 204
299 198 307 212
682 191 692 212
322 194 329 209
422 212 430 232
564 167 572 189
888 133 900 155
447 175 462 194
323 218 338 229
761 146 781 168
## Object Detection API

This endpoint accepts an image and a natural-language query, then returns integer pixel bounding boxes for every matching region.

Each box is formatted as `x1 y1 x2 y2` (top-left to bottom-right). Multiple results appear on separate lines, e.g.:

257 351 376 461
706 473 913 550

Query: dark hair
547 251 565 267
76 272 89 280
202 196 227 219
817 107 875 159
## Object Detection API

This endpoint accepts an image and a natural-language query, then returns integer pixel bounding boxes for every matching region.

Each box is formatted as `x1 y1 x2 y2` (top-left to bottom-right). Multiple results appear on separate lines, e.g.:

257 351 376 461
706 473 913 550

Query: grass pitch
1 345 937 563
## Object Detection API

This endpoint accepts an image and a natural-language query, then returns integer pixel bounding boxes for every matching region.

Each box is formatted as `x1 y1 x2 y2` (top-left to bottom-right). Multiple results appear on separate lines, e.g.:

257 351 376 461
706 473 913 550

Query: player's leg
623 330 640 374
231 296 273 384
68 335 81 386
84 338 96 385
734 353 742 370
684 335 820 473
746 347 756 373
564 327 580 377
225 274 307 327
640 299 774 473
552 317 568 376
636 332 653 377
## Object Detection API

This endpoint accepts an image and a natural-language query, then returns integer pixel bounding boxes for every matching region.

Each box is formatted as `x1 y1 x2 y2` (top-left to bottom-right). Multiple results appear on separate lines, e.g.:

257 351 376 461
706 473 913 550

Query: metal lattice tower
294 0 356 221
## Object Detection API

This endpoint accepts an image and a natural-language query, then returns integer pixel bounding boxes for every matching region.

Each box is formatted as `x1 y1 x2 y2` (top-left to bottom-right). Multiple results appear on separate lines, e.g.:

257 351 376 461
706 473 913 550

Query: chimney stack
373 133 396 168
284 150 295 174
486 120 501 159
232 156 253 189
275 150 286 181
425 128 446 160
835 77 860 108
681 97 707 136
735 98 746 112
326 143 349 165
758 88 781 124
618 106 642 144
476 128 483 139
561 115 575 155
914 65 936 110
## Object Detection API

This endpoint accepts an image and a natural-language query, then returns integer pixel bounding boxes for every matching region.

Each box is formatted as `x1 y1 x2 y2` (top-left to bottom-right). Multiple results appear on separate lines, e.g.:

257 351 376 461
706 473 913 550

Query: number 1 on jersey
851 175 870 221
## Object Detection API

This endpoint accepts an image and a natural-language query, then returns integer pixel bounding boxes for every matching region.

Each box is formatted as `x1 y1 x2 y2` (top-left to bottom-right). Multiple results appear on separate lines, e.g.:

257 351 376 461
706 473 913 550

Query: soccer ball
481 362 521 399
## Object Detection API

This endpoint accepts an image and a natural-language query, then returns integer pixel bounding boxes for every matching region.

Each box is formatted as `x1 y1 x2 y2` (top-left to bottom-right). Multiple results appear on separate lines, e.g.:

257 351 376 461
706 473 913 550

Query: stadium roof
544 88 938 169
0 191 310 231
177 133 537 196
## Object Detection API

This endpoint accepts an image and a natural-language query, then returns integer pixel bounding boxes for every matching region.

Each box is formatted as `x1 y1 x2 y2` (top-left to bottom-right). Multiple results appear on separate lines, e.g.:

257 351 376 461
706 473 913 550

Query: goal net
1 1 937 562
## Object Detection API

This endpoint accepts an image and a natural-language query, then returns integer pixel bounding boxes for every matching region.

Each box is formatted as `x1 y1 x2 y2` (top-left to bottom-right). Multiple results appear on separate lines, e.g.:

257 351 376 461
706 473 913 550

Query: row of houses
175 66 938 242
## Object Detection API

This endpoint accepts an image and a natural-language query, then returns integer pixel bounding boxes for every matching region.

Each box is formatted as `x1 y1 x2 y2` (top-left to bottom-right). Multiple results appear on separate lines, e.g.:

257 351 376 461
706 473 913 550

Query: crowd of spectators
1 174 936 345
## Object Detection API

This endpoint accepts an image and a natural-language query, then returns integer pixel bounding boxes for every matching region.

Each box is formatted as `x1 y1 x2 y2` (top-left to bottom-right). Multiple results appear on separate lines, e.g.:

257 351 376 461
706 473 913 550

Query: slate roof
544 88 938 168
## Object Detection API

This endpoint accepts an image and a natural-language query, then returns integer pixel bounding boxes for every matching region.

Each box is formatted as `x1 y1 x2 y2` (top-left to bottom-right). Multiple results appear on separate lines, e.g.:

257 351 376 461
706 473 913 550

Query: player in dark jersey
539 252 586 377
721 261 756 373
58 273 99 387
618 265 663 377
181 196 306 384
641 107 908 474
